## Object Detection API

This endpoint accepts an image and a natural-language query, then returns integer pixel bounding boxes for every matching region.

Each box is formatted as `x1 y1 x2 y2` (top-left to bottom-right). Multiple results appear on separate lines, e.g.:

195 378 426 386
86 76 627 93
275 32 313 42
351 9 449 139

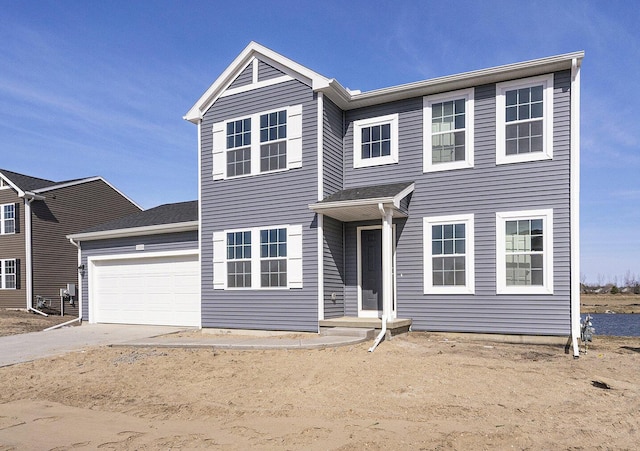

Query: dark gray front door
361 229 382 311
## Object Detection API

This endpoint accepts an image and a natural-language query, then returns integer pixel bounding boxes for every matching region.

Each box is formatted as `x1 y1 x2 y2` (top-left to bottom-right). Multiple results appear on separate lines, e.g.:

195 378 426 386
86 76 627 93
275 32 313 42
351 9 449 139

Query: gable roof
0 168 141 210
68 200 198 241
185 42 584 120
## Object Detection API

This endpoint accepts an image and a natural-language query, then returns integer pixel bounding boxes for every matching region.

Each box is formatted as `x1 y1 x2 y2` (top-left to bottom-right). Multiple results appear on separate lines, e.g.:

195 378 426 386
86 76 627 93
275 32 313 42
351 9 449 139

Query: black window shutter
13 202 20 233
15 258 21 289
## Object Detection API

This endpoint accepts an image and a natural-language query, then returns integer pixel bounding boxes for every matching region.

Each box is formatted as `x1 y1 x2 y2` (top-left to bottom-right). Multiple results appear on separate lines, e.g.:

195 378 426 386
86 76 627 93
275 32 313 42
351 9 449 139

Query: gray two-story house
184 42 583 353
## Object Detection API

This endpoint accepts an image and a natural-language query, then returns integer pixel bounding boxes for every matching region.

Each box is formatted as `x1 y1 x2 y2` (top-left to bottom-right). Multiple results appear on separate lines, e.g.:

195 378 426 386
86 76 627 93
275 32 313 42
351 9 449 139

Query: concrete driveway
0 324 188 367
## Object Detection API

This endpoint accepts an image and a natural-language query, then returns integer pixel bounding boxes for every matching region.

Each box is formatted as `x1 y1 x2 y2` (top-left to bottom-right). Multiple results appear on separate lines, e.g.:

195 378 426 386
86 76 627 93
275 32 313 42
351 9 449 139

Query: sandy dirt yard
0 323 638 450
0 310 76 337
581 294 640 314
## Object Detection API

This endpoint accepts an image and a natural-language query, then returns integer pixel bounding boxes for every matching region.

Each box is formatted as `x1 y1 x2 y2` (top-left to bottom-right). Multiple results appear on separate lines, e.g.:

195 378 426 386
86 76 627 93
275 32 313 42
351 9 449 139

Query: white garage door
90 253 200 327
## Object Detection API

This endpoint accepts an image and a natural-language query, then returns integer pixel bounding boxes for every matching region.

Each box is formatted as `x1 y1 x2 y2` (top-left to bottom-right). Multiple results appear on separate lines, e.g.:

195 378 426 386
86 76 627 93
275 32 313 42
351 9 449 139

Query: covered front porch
310 181 415 342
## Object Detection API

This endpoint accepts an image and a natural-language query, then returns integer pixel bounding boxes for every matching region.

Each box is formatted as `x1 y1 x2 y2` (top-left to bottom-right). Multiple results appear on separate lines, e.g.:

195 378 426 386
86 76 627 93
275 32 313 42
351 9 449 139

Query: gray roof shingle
0 168 56 192
317 182 414 204
79 200 198 234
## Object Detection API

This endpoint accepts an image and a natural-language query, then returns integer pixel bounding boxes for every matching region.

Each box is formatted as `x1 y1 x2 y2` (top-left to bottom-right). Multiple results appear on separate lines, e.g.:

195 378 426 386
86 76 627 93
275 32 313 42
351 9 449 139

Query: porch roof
309 182 414 222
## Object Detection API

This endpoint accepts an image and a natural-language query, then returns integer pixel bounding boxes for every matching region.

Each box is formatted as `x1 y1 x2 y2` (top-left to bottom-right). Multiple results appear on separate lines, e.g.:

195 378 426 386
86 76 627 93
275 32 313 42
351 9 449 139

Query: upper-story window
212 105 302 180
0 178 9 189
423 88 474 172
353 114 399 168
1 204 15 235
260 110 287 172
226 118 252 177
496 74 553 165
496 209 553 295
423 214 475 294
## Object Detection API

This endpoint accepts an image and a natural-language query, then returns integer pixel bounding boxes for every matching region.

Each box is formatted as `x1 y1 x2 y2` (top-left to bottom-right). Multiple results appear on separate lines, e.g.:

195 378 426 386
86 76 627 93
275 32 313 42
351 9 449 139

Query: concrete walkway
0 324 367 367
0 324 188 367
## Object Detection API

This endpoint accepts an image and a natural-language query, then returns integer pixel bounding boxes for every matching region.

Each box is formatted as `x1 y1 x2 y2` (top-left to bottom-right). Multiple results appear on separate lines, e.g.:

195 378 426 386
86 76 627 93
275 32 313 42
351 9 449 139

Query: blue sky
0 1 637 284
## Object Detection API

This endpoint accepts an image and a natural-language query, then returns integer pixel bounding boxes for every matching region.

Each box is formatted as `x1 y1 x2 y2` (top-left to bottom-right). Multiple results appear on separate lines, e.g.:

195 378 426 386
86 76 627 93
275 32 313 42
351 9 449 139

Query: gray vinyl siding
321 98 345 318
323 216 344 318
258 60 285 81
339 70 572 335
228 64 253 89
30 180 141 317
79 231 198 321
200 79 319 332
0 189 25 309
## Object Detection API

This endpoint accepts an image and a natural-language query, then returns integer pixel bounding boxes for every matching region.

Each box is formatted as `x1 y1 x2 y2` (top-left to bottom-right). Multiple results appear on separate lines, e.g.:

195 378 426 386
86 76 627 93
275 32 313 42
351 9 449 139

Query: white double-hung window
1 204 15 235
212 105 302 180
496 209 553 294
213 224 302 290
423 214 475 294
353 114 399 168
1 259 16 289
496 74 554 164
423 88 474 172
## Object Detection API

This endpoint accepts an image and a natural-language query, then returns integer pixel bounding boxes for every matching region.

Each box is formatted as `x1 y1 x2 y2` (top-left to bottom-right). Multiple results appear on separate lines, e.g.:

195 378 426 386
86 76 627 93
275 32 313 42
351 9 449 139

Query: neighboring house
182 42 583 352
0 169 141 315
67 201 199 326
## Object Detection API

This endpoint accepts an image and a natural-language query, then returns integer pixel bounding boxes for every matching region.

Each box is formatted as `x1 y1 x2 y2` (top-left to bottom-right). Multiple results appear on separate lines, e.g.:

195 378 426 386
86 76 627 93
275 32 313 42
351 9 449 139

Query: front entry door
360 229 383 314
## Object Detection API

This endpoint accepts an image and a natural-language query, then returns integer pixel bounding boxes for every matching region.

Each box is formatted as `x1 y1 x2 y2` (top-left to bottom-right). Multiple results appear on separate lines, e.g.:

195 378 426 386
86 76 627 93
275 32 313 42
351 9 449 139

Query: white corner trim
570 58 581 349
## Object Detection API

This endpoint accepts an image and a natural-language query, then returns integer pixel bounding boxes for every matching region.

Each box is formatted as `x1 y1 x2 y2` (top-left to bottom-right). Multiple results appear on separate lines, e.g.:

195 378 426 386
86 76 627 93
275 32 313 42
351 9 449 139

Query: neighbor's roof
0 168 55 192
0 168 141 209
185 41 585 122
68 200 198 241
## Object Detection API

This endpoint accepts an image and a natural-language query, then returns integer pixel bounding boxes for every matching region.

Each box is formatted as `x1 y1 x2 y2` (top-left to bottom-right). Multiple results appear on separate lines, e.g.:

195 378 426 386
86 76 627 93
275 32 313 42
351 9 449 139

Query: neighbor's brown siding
31 179 140 315
0 188 26 309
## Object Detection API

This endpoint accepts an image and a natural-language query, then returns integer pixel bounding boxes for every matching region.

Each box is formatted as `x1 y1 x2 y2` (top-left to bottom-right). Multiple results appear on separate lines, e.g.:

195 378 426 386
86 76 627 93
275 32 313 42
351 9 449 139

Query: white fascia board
392 183 415 207
67 221 198 242
184 41 331 123
322 51 585 111
34 176 143 211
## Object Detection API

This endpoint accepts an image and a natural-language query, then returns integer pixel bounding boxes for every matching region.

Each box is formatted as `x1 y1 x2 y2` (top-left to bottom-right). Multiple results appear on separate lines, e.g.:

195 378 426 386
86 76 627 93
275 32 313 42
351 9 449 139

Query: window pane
432 241 442 255
530 85 543 102
506 106 517 122
454 98 465 114
506 90 517 106
381 124 390 140
443 224 453 239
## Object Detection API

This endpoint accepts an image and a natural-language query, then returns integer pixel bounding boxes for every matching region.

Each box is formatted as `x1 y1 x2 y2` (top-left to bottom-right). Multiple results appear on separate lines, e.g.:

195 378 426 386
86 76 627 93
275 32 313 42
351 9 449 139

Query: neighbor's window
496 74 553 164
260 228 287 287
353 114 399 168
226 118 252 177
260 110 287 172
423 214 474 294
1 259 16 289
226 231 251 288
1 204 15 235
423 88 474 172
496 209 553 294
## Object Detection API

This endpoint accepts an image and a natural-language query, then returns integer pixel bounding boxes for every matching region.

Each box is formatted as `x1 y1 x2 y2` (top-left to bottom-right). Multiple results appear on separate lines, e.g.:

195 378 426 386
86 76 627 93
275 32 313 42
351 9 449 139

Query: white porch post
380 205 393 323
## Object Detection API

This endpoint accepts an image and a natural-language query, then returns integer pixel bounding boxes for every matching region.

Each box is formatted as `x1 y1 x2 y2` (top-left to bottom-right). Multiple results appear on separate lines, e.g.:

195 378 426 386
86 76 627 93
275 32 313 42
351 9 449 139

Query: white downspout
369 203 393 352
570 57 581 358
24 196 47 316
45 237 82 330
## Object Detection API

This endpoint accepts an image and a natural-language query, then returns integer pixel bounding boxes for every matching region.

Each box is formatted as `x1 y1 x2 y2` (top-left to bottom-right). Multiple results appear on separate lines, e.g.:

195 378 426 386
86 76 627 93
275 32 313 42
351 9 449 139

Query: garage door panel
91 254 200 327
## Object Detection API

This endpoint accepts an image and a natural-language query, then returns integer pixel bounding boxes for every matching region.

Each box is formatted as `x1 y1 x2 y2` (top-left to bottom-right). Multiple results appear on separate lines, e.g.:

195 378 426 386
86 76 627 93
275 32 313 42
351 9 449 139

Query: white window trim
212 104 302 180
423 88 474 172
353 113 399 168
423 214 475 295
213 224 302 290
0 259 16 290
496 209 554 295
496 74 554 165
1 204 15 235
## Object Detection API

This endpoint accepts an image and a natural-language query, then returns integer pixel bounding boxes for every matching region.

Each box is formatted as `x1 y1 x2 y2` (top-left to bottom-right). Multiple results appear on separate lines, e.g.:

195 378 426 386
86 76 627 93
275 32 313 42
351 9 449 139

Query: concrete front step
320 327 376 339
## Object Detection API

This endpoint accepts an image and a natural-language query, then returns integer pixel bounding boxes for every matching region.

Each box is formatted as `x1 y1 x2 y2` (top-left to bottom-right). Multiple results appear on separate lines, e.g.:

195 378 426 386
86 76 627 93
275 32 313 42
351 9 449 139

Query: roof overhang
67 220 198 242
309 182 414 222
320 51 585 110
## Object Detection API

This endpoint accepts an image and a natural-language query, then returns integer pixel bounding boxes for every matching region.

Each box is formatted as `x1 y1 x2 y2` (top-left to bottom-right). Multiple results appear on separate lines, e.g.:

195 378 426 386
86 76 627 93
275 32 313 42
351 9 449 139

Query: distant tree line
581 270 640 294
